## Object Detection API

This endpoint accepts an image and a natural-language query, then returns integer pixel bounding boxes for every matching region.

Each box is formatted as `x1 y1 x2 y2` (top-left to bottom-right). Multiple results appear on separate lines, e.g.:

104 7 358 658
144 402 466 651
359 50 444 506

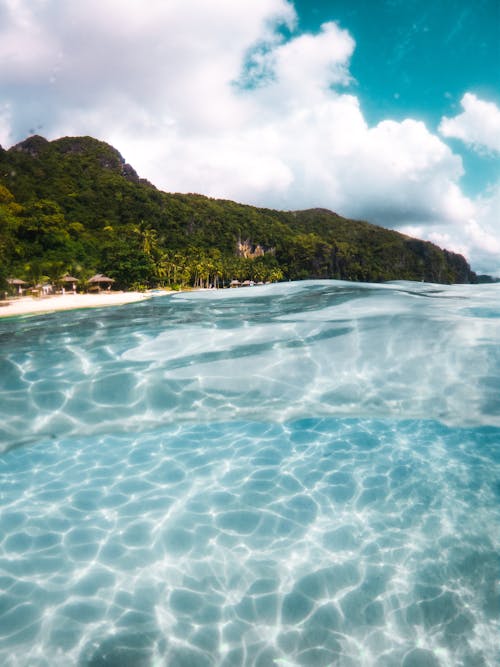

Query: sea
0 280 498 667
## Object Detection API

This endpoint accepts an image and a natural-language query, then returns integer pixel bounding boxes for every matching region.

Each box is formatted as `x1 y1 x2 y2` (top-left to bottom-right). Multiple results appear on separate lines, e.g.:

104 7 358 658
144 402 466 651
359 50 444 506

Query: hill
0 135 477 289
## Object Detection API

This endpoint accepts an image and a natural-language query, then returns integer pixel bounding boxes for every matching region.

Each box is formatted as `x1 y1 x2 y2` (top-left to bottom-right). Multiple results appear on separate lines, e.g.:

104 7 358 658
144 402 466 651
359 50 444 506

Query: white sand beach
0 291 152 318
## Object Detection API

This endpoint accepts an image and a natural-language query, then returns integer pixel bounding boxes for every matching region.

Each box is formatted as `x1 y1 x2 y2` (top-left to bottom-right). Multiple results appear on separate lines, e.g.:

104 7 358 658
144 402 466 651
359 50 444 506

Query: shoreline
0 291 155 318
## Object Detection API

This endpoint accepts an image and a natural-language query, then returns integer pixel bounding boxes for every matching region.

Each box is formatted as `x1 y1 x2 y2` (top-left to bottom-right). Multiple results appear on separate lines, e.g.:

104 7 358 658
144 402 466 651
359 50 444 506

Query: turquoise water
0 280 499 666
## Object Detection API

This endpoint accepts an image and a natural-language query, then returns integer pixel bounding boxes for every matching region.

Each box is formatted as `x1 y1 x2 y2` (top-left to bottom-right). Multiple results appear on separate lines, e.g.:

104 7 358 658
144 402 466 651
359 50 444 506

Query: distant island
0 135 482 291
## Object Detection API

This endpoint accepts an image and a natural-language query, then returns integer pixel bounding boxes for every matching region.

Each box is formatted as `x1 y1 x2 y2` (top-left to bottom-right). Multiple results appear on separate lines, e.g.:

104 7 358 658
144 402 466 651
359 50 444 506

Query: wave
1 280 499 452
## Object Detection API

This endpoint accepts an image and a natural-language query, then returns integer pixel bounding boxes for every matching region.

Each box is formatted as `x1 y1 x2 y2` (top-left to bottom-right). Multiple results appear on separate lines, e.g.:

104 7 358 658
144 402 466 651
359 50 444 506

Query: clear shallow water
0 280 499 666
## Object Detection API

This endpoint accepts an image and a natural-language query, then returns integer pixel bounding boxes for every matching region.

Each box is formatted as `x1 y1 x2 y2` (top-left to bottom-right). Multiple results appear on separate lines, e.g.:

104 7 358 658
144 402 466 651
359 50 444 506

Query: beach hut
61 275 79 294
7 278 28 296
230 279 241 288
88 274 115 292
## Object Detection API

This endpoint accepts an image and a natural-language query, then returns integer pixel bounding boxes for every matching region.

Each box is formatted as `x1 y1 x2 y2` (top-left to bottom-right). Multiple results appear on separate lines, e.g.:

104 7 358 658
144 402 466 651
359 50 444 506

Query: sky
1 0 499 274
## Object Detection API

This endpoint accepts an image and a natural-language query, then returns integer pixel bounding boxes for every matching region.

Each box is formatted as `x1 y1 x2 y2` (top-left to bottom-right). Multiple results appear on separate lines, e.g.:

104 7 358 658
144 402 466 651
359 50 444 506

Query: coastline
0 291 154 318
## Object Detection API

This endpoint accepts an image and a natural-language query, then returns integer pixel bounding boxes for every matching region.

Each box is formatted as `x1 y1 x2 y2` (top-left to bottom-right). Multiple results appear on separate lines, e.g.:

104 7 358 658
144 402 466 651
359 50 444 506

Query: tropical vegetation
0 135 478 291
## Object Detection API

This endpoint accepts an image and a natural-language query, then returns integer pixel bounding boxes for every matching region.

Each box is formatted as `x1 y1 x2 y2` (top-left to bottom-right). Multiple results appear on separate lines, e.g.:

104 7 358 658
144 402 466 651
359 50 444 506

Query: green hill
0 135 477 290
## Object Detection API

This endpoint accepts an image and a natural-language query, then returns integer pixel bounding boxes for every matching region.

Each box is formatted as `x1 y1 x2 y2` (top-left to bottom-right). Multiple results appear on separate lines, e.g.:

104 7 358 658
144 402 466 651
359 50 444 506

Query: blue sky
296 1 499 118
0 0 499 273
294 0 500 195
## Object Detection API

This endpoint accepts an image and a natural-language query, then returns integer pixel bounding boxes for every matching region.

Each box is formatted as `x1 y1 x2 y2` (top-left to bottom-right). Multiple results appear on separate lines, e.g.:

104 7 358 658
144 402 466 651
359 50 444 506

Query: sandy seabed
0 291 152 318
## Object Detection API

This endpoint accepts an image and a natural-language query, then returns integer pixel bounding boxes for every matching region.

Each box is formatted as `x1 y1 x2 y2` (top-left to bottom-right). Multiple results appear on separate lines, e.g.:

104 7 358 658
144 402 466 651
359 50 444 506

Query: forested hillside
0 135 477 289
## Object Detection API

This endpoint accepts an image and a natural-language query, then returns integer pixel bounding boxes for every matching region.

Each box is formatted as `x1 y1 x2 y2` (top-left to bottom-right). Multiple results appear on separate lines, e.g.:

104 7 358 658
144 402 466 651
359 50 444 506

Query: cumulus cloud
399 181 500 276
0 102 12 146
0 1 498 274
439 93 500 153
245 21 355 104
468 183 500 273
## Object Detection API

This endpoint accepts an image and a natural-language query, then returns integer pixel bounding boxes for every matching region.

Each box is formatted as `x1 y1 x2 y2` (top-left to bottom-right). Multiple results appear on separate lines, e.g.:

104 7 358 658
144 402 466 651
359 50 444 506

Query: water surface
0 280 499 666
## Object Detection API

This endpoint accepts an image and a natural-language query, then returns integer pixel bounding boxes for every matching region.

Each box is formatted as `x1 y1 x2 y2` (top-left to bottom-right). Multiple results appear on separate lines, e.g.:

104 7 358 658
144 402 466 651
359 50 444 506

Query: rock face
11 135 49 157
121 162 140 182
403 239 474 284
443 249 476 284
237 239 267 259
9 135 142 183
53 136 128 172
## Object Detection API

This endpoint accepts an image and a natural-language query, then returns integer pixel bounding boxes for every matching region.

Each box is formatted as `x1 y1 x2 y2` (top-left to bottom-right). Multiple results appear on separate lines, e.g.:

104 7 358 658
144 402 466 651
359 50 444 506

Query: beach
0 291 152 318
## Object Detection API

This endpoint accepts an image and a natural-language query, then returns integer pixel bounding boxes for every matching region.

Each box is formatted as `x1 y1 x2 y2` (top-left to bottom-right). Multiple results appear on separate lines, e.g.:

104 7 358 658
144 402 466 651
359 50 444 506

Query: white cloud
439 93 500 153
0 1 499 274
0 102 12 146
468 182 500 274
399 181 500 276
249 21 355 106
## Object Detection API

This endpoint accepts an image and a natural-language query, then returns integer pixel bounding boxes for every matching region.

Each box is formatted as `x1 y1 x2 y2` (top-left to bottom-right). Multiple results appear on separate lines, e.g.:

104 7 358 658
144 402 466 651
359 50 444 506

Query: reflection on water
0 281 499 666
